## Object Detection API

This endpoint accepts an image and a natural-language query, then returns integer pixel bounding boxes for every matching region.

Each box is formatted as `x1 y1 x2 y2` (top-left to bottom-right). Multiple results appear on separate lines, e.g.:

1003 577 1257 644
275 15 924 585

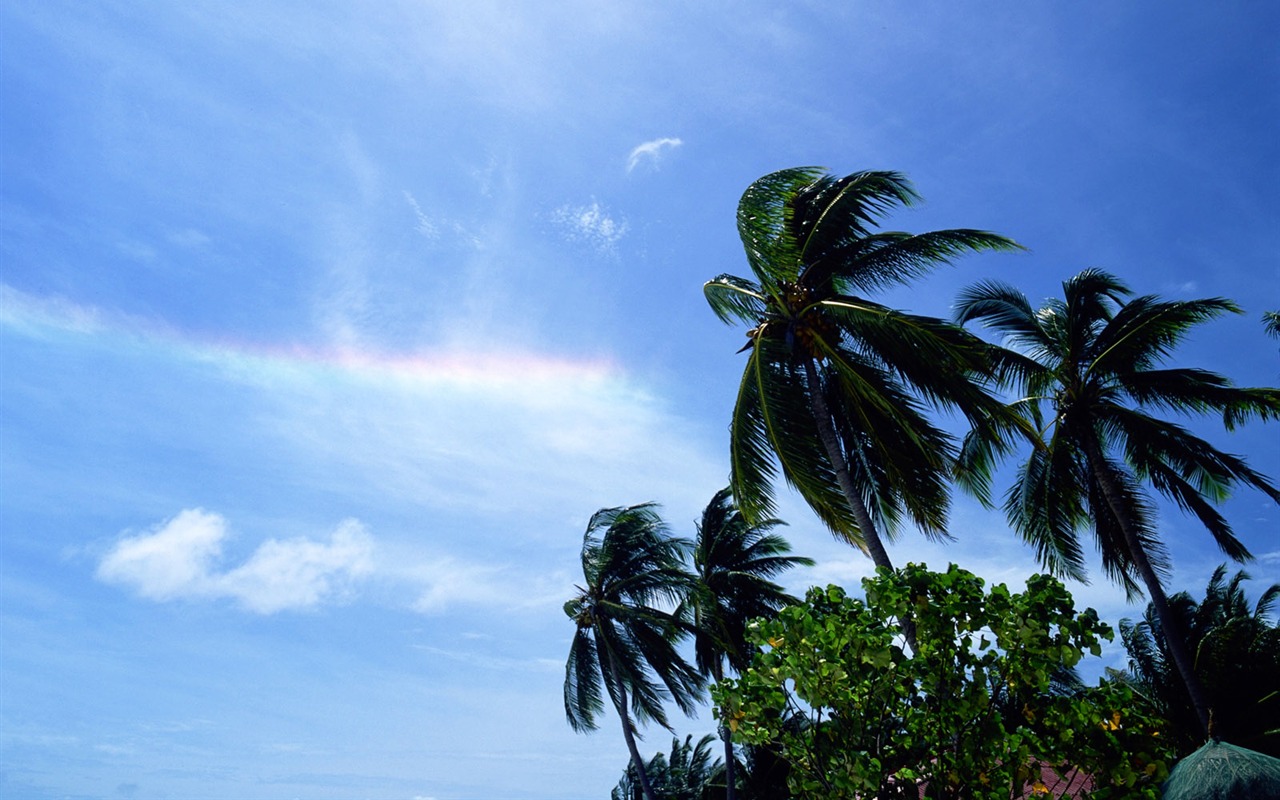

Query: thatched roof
1162 740 1280 800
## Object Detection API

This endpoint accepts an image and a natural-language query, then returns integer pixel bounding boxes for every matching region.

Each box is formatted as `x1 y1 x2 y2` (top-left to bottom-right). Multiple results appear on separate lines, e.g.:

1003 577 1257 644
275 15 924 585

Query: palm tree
612 734 724 800
687 488 813 800
1264 311 1280 340
704 168 1021 572
564 503 705 800
1121 564 1280 756
955 268 1280 736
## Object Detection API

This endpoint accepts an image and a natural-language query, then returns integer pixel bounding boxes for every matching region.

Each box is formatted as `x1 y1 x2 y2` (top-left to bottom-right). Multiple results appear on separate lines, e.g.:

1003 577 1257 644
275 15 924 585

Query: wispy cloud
1 283 111 336
97 510 375 613
626 136 682 173
551 200 628 253
402 191 440 239
3 284 726 525
411 644 561 673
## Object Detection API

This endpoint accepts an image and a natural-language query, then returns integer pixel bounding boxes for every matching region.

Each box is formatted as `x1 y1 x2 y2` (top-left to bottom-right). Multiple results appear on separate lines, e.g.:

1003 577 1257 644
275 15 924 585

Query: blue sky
2 2 1278 799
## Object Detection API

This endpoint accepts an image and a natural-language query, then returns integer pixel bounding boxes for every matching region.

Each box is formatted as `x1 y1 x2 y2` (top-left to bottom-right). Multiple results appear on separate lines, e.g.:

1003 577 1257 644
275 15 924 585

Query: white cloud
218 519 375 613
96 509 579 616
96 508 224 601
97 510 375 613
551 200 628 253
626 136 682 173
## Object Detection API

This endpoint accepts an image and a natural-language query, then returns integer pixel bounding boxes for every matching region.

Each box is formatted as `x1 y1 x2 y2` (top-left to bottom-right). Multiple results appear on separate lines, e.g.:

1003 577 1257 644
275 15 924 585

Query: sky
1 2 1278 799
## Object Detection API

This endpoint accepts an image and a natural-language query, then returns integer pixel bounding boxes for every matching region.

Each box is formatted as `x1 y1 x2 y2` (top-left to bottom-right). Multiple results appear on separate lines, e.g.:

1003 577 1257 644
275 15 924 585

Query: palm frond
792 170 919 263
956 279 1042 333
690 488 812 677
624 614 705 720
815 338 958 538
1091 295 1239 375
565 627 604 732
1107 405 1280 507
1086 457 1168 598
1117 367 1280 425
1264 311 1280 340
727 343 785 526
704 274 768 326
817 228 1022 296
954 399 1043 507
736 167 826 285
1005 432 1088 581
1060 269 1128 363
742 335 865 545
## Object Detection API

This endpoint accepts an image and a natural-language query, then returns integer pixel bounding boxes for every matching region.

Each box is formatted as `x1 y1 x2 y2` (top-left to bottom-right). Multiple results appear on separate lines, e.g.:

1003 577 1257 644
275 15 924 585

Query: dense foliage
1120 564 1280 757
714 565 1174 799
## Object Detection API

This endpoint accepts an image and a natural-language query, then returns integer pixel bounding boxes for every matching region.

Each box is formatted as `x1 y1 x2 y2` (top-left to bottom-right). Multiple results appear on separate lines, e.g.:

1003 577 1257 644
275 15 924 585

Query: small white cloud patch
552 200 628 253
97 510 375 613
626 137 682 173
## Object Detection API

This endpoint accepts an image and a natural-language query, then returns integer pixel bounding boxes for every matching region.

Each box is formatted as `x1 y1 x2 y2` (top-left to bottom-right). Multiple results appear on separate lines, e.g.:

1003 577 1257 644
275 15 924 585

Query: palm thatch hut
1162 739 1280 800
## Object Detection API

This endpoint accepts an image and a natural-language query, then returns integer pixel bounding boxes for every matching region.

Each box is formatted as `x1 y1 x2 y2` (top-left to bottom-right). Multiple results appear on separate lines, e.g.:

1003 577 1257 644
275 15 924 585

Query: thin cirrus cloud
3 283 727 526
96 509 375 614
626 136 682 173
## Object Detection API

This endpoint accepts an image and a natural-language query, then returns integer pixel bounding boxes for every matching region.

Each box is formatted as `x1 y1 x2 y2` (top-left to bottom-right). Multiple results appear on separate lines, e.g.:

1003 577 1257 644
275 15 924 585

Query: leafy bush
714 564 1174 799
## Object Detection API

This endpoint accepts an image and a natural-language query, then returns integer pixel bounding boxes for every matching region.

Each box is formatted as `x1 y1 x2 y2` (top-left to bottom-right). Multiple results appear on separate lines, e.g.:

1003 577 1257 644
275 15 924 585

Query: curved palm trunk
617 702 656 800
1081 438 1212 738
605 644 658 800
801 359 895 571
802 359 918 651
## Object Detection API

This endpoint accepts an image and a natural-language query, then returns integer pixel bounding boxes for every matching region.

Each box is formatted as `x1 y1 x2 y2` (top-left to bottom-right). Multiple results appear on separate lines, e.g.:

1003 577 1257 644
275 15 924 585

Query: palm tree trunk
802 359 918 652
608 656 659 800
617 706 657 800
801 359 894 571
1082 438 1212 738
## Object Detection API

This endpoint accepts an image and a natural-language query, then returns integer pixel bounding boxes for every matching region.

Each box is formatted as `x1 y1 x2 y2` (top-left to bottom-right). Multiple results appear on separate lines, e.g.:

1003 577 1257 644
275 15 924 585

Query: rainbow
0 283 620 391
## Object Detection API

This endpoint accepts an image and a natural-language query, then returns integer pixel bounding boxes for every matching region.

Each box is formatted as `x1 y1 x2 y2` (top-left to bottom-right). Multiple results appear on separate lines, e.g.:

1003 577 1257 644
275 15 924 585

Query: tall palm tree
1263 311 1280 340
687 488 813 800
564 503 704 800
1121 565 1280 756
704 167 1021 571
955 269 1280 736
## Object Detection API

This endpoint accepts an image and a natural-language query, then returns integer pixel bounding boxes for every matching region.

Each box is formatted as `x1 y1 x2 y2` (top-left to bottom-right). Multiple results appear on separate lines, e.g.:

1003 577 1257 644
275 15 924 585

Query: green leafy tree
1120 564 1280 757
715 565 1174 799
704 168 1021 572
685 488 813 800
955 269 1280 735
613 734 724 800
564 504 704 800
